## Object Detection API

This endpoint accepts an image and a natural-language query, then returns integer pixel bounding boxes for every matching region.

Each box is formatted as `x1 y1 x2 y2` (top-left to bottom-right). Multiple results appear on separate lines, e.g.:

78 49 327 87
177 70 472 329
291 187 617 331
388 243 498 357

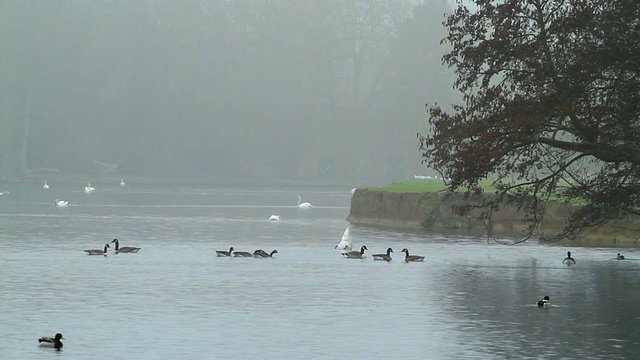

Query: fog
0 0 456 186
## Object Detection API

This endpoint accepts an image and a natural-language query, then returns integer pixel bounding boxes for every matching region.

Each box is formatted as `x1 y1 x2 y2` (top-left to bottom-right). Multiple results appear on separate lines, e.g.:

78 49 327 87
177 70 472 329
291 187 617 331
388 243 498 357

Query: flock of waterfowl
215 247 279 258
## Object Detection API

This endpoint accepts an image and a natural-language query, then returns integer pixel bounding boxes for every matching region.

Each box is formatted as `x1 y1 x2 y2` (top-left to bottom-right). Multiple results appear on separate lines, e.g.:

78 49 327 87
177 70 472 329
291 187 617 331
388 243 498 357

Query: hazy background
0 0 456 186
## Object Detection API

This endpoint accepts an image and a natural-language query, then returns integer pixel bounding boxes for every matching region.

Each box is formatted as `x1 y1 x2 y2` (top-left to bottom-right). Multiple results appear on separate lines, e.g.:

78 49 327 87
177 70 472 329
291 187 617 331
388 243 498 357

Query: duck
215 247 234 257
254 249 278 258
233 250 254 257
120 179 126 187
269 214 280 221
562 251 576 265
342 245 368 259
372 247 394 262
84 182 95 193
55 199 68 207
617 253 625 260
537 296 550 307
401 248 425 262
84 243 110 256
38 333 64 350
111 238 141 253
297 196 312 208
43 181 49 189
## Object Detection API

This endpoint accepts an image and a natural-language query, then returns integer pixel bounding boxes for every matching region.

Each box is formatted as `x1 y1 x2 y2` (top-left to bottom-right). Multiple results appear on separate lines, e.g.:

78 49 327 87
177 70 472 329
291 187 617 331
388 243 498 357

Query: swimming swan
372 247 394 262
55 199 68 207
562 251 576 265
38 333 64 350
111 238 141 253
297 196 312 208
401 248 425 262
269 214 280 221
85 243 110 256
120 179 126 187
334 226 353 250
43 181 49 189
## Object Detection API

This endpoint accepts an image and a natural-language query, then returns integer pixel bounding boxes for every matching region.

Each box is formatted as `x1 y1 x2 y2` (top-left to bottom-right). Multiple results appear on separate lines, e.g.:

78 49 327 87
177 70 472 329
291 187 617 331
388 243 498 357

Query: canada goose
401 248 425 262
254 249 278 258
39 333 64 350
269 214 280 221
85 244 110 256
216 247 234 257
342 245 368 259
562 251 576 265
537 296 550 307
617 253 625 260
372 247 394 262
233 250 254 257
43 181 49 189
111 238 140 253
297 196 312 208
55 199 68 207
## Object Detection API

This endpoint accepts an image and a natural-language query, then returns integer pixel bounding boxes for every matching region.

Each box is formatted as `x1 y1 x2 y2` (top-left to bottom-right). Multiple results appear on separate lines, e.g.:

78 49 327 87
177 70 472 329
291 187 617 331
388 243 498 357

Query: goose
120 179 126 187
84 243 110 256
111 238 141 253
342 245 368 259
43 181 49 189
55 199 69 207
84 182 95 193
372 247 394 262
38 333 64 350
216 247 234 257
269 214 280 221
401 248 425 262
334 226 353 250
297 196 312 208
562 251 576 265
233 250 254 257
537 296 550 307
254 249 278 258
617 253 625 260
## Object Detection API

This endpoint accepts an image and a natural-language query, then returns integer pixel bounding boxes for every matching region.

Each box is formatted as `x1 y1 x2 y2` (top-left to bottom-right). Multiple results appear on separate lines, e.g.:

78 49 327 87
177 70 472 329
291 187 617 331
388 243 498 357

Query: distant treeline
0 0 456 185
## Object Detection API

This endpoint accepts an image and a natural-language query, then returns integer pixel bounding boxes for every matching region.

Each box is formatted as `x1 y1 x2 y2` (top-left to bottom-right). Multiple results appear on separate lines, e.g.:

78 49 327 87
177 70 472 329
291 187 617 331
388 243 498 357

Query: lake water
1 182 639 359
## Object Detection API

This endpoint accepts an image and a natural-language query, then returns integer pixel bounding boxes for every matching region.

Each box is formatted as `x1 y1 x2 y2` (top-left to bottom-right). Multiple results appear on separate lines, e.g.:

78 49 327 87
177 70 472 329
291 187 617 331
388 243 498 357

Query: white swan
351 188 356 194
84 182 95 193
43 181 49 189
120 179 126 187
55 199 68 207
269 214 280 221
297 196 312 208
335 226 353 250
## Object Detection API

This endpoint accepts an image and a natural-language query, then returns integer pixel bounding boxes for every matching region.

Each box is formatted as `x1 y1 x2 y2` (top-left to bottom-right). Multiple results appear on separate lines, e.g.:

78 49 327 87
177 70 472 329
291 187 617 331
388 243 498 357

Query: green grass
367 179 496 193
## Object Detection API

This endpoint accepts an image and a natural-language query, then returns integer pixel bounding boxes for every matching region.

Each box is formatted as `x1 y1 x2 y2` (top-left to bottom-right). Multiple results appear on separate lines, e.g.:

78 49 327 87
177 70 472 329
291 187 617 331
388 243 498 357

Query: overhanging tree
418 0 640 243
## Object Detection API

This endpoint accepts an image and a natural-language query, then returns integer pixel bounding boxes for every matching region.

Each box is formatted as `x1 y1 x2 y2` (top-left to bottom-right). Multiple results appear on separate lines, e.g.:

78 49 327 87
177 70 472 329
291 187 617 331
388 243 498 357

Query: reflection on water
0 183 639 359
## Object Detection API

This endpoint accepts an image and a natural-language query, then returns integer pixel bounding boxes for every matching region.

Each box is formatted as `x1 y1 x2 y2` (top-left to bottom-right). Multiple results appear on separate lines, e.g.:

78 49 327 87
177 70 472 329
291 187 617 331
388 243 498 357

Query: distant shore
347 186 640 248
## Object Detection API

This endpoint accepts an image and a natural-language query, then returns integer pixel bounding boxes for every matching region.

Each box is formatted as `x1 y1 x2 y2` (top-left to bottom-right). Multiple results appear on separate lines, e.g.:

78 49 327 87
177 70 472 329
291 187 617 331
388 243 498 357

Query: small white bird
55 199 68 207
269 214 280 221
84 182 95 193
43 181 50 189
120 179 126 187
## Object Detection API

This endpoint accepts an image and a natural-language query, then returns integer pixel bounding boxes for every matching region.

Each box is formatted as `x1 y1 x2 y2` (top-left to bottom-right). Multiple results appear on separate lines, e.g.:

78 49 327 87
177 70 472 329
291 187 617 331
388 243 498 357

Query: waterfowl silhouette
563 251 576 265
216 247 234 257
537 296 550 307
38 333 64 350
372 247 393 262
342 245 368 259
401 248 425 262
84 244 110 256
111 238 140 253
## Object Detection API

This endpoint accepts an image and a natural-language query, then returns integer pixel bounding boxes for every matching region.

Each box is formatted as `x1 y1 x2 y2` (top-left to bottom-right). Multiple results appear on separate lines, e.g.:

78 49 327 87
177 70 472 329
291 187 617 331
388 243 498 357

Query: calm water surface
1 182 639 359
